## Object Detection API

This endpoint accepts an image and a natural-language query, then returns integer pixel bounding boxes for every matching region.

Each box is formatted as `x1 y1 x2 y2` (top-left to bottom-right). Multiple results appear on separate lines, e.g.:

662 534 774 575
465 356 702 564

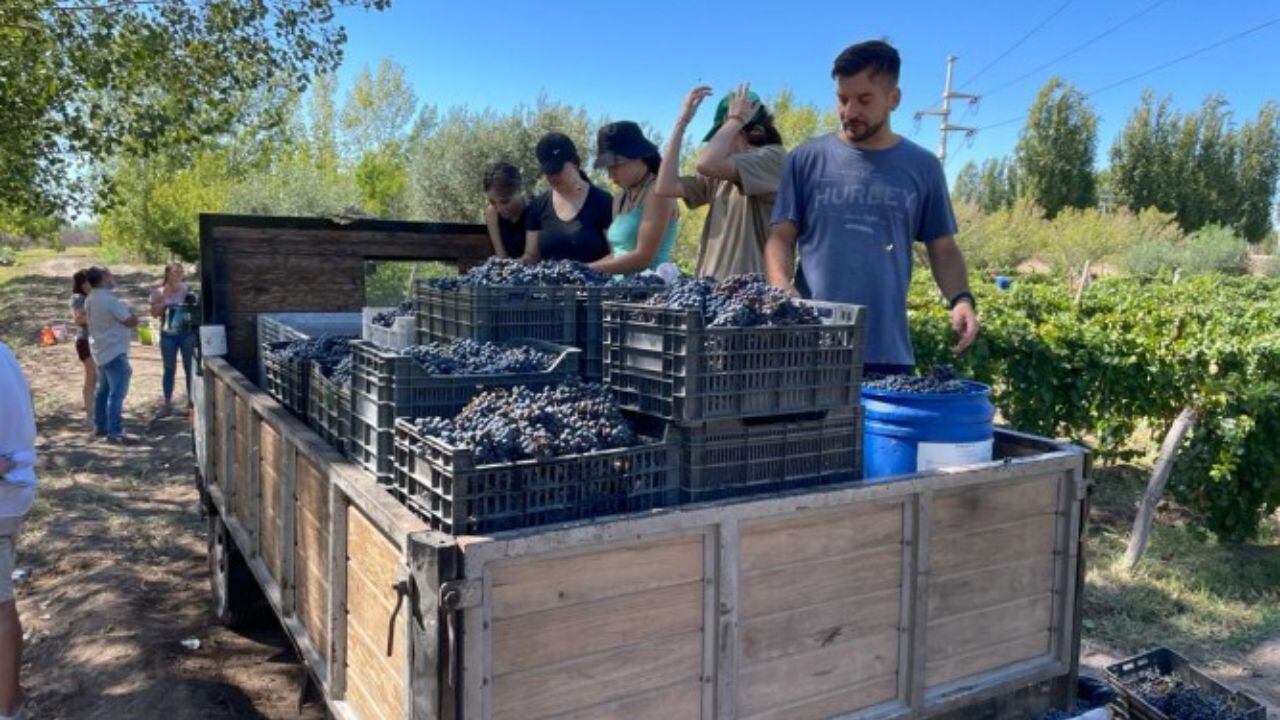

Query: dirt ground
3 257 325 719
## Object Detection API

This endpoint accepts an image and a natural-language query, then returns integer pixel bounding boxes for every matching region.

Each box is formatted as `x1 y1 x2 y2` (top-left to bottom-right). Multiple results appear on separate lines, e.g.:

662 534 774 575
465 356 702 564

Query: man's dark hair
482 161 523 197
72 269 88 296
85 266 107 288
832 40 901 84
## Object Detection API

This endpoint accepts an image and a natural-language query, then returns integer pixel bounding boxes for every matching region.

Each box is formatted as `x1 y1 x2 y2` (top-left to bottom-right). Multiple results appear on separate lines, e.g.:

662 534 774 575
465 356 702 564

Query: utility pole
914 54 979 164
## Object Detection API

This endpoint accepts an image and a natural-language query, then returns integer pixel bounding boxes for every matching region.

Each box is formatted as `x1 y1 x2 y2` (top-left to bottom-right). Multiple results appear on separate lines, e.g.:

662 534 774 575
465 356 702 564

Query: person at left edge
520 132 614 264
590 121 678 274
482 161 529 259
0 340 37 720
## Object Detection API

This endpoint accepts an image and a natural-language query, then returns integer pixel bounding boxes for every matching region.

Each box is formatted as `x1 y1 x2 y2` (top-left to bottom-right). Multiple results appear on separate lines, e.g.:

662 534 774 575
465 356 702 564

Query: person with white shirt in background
0 341 37 720
84 266 139 443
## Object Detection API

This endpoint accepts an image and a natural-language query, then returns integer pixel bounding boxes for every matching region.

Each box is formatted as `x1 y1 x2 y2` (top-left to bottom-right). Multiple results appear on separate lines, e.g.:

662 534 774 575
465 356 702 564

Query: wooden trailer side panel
486 534 707 720
296 455 331 663
346 504 409 720
259 422 283 584
735 503 905 719
923 472 1065 690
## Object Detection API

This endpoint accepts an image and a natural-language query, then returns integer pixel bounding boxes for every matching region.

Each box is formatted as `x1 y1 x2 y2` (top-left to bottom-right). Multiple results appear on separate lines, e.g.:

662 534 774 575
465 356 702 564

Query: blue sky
333 1 1279 184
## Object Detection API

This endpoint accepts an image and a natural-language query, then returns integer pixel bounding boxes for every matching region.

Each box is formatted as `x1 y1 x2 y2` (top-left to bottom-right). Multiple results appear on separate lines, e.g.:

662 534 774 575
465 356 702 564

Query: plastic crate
414 283 577 346
678 407 862 503
362 307 417 350
1104 647 1266 720
577 285 664 383
307 364 350 455
262 344 311 417
393 417 679 535
603 300 868 424
346 339 581 481
256 312 361 386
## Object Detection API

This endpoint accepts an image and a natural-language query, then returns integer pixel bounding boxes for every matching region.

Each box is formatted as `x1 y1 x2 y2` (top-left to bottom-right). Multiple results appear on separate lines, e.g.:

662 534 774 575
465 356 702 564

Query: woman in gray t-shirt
69 270 96 424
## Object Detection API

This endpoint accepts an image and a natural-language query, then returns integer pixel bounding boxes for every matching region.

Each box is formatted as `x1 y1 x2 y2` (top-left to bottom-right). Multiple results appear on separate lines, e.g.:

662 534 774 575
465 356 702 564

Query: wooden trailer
194 214 1090 720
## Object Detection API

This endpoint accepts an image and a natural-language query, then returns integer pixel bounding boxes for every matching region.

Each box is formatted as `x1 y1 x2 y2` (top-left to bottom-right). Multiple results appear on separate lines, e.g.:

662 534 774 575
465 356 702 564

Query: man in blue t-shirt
765 40 979 374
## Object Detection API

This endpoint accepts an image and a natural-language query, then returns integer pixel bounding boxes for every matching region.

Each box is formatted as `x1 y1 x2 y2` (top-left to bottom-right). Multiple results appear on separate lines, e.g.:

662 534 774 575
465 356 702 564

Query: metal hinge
439 579 482 611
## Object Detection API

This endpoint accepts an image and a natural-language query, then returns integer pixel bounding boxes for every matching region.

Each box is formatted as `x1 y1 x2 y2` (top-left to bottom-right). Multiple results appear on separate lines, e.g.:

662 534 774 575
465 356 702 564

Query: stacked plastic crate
601 298 869 502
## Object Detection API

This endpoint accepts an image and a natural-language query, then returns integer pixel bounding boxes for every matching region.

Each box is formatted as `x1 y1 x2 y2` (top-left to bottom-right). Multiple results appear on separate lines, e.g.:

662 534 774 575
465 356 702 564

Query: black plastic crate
307 365 350 455
577 285 664 383
1105 647 1266 720
346 339 581 480
262 345 310 417
414 283 578 346
603 300 867 424
393 417 680 536
678 407 862 503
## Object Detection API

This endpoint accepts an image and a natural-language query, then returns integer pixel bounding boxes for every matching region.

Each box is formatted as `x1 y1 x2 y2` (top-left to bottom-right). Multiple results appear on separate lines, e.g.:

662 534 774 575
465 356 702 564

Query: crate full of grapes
414 281 577 346
392 384 679 535
577 283 664 383
262 336 352 419
362 303 416 350
603 276 868 424
347 338 581 482
1104 647 1266 720
680 407 862 503
307 362 351 455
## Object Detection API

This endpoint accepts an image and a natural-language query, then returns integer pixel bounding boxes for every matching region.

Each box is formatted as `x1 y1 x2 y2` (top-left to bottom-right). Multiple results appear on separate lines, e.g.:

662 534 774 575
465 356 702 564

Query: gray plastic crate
346 339 581 481
603 300 868 425
414 283 577 346
393 416 679 535
307 364 350 455
677 407 862 503
362 307 417 350
1105 647 1266 720
256 312 361 386
577 285 664 383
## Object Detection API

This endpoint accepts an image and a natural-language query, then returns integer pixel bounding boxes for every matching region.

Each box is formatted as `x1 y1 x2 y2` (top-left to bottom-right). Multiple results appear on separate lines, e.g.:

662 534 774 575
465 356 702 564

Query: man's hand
951 301 979 354
678 85 713 127
0 456 15 477
728 82 761 124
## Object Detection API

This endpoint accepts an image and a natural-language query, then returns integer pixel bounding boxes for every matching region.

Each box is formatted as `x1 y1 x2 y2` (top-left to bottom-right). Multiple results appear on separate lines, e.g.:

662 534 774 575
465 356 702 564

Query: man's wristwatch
949 290 976 310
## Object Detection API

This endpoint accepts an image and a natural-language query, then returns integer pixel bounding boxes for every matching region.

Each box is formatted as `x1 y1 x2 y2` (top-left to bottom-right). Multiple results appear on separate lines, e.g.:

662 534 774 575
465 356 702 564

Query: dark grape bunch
411 383 638 464
864 365 970 394
323 355 353 385
267 336 354 382
401 339 554 376
371 300 414 328
424 257 662 290
646 274 820 328
1133 675 1250 720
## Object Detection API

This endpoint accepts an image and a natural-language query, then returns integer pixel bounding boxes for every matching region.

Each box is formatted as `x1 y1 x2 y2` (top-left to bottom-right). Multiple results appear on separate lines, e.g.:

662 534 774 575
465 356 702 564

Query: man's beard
843 118 885 143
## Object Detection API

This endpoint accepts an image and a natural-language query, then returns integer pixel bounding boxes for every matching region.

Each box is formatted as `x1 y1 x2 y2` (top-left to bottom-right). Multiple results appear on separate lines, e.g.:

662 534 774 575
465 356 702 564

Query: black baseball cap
536 132 579 175
594 121 659 168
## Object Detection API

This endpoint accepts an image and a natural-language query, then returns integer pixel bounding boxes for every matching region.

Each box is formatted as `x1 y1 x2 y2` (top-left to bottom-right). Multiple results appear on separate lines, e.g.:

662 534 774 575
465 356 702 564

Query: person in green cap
655 83 786 279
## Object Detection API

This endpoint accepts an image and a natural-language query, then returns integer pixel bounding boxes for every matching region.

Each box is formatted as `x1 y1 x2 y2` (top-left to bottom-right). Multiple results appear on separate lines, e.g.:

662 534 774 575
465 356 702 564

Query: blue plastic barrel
861 381 996 478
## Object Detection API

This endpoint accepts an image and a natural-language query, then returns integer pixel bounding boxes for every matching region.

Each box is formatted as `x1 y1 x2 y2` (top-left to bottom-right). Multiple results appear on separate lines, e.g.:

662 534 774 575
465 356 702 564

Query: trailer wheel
208 513 267 628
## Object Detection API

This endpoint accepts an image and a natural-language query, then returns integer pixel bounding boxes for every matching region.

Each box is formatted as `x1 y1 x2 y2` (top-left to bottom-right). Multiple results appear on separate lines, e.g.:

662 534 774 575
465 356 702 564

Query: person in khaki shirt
655 83 786 279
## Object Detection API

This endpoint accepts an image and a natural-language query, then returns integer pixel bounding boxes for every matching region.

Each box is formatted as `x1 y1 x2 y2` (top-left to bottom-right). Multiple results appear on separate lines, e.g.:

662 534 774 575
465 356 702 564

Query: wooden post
327 489 350 699
715 518 740 720
407 532 458 720
1074 260 1093 309
280 442 298 613
1124 406 1197 569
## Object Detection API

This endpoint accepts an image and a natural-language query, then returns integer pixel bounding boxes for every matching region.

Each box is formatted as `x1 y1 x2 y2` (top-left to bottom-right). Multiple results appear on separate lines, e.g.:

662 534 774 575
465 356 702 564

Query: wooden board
199 214 491 378
295 455 330 656
259 424 282 583
345 505 405 720
736 628 900 716
210 379 223 490
739 502 904 572
930 514 1058 576
932 475 1059 532
926 630 1052 687
740 674 900 720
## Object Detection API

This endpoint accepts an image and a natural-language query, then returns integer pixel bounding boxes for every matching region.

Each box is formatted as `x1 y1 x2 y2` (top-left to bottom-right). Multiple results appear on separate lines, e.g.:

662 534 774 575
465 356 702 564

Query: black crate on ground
393 418 679 535
346 339 581 481
603 300 867 424
307 364 350 455
414 283 578 346
577 285 663 383
678 407 862 503
262 345 310 417
1104 647 1266 720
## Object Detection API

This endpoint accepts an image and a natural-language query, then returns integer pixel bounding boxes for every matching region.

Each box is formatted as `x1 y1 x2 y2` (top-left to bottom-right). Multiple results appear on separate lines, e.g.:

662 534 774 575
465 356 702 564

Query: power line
977 0 1172 99
974 15 1280 133
958 0 1075 88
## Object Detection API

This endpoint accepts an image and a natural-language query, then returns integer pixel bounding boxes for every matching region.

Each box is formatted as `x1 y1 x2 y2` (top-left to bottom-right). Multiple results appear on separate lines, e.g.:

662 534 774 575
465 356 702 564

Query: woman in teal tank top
589 121 678 275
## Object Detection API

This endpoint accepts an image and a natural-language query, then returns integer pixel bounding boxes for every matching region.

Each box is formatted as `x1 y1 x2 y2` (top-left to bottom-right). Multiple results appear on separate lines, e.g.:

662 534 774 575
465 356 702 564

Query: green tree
0 0 390 223
1235 102 1280 243
1109 91 1179 215
1014 77 1098 218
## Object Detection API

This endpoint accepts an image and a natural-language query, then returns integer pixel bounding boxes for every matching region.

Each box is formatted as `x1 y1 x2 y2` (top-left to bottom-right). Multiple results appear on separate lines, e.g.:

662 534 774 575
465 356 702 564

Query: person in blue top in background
589 121 678 275
765 40 979 376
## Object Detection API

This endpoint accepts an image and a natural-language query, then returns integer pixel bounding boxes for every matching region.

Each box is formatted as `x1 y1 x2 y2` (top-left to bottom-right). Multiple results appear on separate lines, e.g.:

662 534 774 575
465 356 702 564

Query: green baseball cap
703 90 765 142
